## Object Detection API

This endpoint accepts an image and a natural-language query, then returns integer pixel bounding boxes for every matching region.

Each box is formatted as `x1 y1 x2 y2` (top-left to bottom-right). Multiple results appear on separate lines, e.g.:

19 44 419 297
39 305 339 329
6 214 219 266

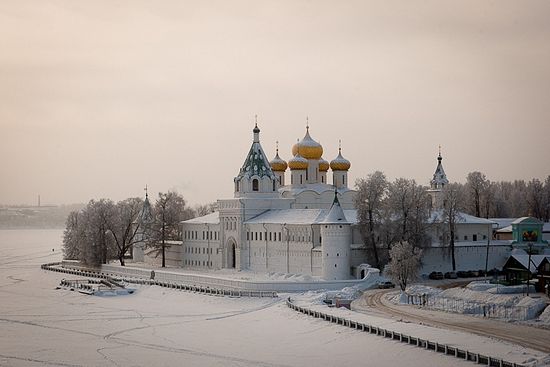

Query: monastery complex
134 124 548 280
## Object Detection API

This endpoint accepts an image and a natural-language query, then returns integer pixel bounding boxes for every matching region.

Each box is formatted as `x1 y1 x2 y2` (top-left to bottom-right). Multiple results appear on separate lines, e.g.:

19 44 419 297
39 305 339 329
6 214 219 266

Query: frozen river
0 230 476 366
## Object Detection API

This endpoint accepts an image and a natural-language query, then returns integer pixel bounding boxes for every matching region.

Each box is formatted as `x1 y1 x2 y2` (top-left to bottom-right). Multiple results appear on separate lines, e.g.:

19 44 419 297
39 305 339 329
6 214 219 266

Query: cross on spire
306 116 309 131
144 184 148 199
339 139 342 153
276 140 279 153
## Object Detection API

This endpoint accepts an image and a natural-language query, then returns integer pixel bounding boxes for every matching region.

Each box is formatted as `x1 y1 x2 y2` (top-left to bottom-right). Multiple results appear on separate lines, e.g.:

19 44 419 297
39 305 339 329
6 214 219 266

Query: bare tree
355 171 388 268
526 178 545 220
441 183 464 271
544 176 550 222
466 171 488 218
386 178 431 248
106 197 144 266
193 202 217 217
148 191 190 267
482 181 496 219
385 241 422 292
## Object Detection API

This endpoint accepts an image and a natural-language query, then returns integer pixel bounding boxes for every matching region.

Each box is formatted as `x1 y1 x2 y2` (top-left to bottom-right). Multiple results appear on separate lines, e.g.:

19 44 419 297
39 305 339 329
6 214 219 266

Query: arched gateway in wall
225 238 237 269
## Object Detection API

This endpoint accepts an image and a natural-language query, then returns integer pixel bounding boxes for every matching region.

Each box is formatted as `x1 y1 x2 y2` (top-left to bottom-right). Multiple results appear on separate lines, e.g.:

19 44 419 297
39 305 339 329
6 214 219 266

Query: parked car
457 271 469 278
429 271 444 280
467 270 479 277
444 271 458 279
378 281 396 289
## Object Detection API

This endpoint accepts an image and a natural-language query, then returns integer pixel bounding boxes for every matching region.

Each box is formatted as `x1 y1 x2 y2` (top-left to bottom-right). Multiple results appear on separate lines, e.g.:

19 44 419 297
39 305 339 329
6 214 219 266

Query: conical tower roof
236 123 276 180
322 191 348 224
136 191 154 224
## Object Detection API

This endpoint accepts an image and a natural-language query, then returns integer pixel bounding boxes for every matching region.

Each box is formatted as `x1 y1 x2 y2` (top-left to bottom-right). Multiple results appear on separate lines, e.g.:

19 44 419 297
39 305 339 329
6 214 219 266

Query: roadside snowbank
390 282 548 321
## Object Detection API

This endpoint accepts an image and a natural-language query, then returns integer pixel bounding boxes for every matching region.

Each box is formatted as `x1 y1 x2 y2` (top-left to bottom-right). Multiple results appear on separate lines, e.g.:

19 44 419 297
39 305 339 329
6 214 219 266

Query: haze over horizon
1 1 549 207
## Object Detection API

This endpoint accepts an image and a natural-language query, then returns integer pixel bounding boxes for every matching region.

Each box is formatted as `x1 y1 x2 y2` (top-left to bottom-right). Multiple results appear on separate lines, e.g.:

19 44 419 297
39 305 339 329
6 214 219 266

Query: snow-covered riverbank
1 230 548 366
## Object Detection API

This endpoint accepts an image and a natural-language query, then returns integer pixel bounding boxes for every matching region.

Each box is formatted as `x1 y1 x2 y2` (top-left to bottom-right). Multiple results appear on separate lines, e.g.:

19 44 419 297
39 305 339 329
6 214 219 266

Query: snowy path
354 289 550 354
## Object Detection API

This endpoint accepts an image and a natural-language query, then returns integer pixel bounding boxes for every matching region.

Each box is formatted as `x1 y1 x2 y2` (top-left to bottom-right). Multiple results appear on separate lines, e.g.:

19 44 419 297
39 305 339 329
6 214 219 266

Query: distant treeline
0 204 86 229
452 173 550 220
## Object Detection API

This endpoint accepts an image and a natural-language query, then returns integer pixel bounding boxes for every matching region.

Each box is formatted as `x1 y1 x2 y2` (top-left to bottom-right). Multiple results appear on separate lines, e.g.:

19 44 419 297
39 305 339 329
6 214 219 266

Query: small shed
502 253 550 291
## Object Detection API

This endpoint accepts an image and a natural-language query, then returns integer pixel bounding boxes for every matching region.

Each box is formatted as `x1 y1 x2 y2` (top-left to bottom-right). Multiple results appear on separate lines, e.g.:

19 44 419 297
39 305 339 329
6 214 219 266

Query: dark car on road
429 271 444 280
377 281 396 289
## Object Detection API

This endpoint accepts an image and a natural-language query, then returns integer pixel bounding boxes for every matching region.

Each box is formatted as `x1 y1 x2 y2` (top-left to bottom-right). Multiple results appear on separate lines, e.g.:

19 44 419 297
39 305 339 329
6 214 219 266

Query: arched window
273 180 276 191
252 179 259 191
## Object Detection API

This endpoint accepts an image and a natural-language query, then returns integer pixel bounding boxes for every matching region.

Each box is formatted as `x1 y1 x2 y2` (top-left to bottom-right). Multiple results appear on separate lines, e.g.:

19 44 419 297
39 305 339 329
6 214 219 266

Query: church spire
253 115 260 142
430 147 449 189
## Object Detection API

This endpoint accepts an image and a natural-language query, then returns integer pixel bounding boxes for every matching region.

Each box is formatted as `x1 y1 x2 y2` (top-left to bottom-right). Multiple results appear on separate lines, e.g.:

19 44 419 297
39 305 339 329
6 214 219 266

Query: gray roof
182 211 220 225
509 254 550 272
430 209 496 225
244 209 357 225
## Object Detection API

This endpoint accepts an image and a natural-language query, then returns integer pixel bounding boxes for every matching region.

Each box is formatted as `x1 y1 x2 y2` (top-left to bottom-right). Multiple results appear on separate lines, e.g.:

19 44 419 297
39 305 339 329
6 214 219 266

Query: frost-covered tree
482 181 496 219
385 241 422 292
526 178 545 220
466 171 488 218
62 211 81 260
544 176 550 222
61 199 117 266
106 197 143 266
386 178 431 249
441 183 464 271
148 191 191 267
355 171 388 268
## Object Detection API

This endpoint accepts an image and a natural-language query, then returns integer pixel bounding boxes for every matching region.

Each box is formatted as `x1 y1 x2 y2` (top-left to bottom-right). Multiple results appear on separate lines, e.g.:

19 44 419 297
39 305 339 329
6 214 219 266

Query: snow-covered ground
0 229 548 366
294 291 548 366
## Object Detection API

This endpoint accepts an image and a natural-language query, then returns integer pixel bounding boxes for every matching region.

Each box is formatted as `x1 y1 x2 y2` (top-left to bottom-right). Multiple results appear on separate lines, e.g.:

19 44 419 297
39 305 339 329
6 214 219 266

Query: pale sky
1 0 549 206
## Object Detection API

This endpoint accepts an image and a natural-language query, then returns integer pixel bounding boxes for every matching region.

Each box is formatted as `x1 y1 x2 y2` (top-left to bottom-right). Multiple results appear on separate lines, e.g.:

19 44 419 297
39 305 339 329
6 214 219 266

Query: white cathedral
180 124 360 281
136 123 505 280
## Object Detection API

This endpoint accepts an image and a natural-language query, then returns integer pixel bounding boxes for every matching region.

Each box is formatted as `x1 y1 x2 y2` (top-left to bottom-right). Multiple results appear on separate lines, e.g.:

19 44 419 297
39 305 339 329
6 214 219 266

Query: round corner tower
320 192 351 280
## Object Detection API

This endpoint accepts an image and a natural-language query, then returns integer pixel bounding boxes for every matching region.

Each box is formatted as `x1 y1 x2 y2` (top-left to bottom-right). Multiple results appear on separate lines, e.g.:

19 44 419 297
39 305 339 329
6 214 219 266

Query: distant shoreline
0 226 65 230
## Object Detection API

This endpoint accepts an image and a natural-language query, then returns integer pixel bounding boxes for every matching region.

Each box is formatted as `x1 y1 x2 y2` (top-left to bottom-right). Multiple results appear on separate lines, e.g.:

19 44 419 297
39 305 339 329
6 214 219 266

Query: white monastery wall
420 243 511 274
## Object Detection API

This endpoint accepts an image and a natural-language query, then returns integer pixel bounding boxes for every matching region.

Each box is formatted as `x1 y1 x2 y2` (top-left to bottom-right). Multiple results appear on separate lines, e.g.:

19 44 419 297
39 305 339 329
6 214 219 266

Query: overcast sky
1 0 549 206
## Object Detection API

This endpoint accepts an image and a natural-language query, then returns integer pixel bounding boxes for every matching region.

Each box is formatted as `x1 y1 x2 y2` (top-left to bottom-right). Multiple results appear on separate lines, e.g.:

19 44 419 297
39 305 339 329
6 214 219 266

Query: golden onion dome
299 128 323 159
270 149 288 172
288 153 308 170
292 127 323 160
330 148 351 171
318 157 329 172
291 138 299 156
